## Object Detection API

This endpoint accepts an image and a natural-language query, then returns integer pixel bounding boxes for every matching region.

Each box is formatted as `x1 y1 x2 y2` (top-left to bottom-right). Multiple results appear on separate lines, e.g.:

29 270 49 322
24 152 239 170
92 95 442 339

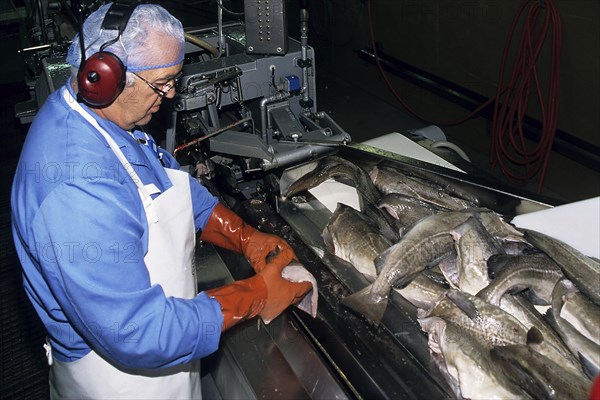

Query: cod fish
377 193 441 233
556 279 600 346
420 289 541 348
449 216 504 295
524 229 600 306
492 345 591 400
322 203 392 282
378 160 521 213
477 253 564 306
342 209 521 325
419 317 528 399
361 199 402 244
545 306 600 378
282 155 381 206
282 156 400 242
489 293 586 377
369 166 476 210
549 279 600 377
342 211 476 325
380 161 482 205
394 273 449 311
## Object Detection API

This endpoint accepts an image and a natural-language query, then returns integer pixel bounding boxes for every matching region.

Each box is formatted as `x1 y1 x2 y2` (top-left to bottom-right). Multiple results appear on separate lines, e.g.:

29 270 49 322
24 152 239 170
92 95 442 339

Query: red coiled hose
367 0 562 193
489 0 562 193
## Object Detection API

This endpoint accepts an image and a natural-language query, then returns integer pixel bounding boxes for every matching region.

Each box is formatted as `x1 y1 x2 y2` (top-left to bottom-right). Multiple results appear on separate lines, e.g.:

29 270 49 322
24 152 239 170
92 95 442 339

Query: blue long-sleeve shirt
11 81 222 369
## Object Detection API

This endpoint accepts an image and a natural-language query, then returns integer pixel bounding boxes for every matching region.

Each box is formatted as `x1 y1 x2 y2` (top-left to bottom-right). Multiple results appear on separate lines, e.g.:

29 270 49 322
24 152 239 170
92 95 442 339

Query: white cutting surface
511 196 600 259
364 132 465 173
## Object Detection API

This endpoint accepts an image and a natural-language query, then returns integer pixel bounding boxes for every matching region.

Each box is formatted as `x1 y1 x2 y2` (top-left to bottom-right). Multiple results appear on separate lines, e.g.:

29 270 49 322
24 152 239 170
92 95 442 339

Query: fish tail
341 284 388 326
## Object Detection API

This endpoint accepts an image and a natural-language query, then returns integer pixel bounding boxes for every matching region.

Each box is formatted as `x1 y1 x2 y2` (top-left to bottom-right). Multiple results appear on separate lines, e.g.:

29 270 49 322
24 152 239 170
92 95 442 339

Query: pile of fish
282 155 599 400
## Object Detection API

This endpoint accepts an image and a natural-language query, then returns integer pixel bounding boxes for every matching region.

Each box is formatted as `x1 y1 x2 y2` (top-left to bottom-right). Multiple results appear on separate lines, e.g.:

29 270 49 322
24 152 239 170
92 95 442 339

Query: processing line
15 1 597 398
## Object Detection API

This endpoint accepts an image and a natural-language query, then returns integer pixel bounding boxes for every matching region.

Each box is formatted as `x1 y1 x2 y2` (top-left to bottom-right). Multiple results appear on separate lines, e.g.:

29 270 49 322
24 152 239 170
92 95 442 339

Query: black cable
216 0 244 17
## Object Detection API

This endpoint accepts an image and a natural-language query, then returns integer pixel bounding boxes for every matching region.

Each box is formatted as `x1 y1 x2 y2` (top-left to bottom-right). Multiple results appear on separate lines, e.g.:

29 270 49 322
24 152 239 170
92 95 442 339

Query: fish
361 199 402 244
418 317 529 399
477 212 525 242
280 261 318 321
450 216 504 295
282 155 381 206
342 209 523 325
545 306 600 379
322 203 392 282
379 160 521 214
369 166 476 210
381 161 482 205
281 156 400 242
394 273 448 311
490 293 586 377
491 345 592 400
556 279 600 346
420 289 541 348
524 229 600 306
502 240 538 255
477 253 564 306
376 192 441 233
342 210 477 325
549 279 600 377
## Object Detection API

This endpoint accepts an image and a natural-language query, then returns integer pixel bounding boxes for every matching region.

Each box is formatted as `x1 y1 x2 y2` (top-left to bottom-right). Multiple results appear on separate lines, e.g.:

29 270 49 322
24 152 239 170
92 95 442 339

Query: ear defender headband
77 2 140 108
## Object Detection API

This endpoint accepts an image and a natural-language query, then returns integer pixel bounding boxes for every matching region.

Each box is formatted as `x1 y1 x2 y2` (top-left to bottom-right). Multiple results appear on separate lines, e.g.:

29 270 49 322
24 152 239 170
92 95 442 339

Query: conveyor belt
234 198 452 399
204 142 561 399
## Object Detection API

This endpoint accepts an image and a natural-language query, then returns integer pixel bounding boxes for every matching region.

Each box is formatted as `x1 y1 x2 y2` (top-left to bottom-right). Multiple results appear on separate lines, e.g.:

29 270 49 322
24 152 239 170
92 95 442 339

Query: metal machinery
14 1 562 399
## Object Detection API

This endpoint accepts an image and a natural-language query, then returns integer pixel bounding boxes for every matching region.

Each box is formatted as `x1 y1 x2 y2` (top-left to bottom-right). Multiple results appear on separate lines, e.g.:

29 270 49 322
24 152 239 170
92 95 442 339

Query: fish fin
341 285 388 326
526 326 544 345
378 203 399 220
398 227 405 238
578 352 600 379
368 165 380 183
422 269 451 289
543 308 559 330
523 288 550 306
363 200 400 243
446 289 481 321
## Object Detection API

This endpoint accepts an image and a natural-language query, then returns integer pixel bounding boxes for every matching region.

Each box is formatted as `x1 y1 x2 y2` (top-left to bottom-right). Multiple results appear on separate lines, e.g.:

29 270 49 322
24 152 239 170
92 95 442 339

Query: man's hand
257 263 312 323
243 230 297 273
200 203 297 273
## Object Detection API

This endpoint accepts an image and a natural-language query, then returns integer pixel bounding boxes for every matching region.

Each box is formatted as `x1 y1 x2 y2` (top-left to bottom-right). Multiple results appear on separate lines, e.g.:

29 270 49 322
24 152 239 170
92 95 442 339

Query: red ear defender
77 51 126 108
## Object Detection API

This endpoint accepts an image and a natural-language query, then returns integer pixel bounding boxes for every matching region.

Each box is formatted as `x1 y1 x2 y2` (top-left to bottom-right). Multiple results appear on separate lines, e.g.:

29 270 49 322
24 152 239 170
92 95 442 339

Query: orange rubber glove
205 264 312 331
205 275 268 331
258 262 313 324
200 203 297 272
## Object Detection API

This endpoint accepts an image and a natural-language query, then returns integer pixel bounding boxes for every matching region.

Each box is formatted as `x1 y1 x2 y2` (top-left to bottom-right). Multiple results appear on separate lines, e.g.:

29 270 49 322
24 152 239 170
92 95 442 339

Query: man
10 3 312 399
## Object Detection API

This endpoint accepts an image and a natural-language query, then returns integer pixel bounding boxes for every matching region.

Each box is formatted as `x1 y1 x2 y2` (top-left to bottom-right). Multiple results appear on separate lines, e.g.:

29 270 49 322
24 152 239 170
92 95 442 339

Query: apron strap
62 88 159 223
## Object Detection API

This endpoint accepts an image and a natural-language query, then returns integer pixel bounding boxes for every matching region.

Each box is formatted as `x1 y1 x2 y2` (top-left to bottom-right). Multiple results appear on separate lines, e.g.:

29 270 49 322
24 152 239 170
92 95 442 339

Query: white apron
49 88 202 399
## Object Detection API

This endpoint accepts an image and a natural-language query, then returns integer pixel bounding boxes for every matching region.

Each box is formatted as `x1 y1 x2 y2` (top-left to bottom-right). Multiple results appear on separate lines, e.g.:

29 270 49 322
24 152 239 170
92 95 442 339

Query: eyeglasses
132 71 182 98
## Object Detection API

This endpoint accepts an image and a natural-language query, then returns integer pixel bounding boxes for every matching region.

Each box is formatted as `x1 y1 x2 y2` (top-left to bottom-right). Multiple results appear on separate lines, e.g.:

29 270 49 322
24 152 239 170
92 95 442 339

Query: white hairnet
67 3 185 72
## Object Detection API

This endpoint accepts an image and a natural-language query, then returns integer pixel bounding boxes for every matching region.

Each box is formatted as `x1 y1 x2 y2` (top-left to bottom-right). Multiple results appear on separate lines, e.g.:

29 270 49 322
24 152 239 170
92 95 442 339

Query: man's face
100 63 181 130
94 36 183 131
